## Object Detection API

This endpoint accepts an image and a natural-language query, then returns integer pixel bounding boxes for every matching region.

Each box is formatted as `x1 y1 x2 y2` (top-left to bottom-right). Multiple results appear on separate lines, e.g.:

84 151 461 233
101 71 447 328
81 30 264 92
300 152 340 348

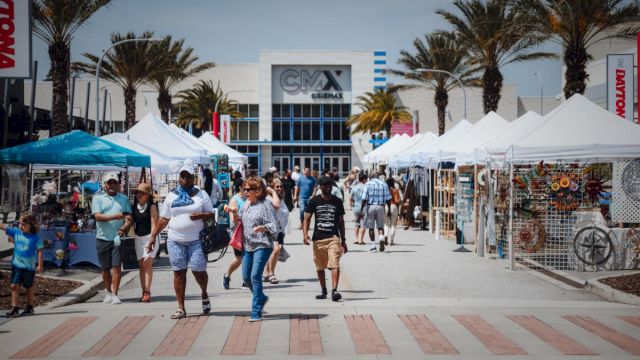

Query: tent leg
29 165 34 212
508 162 514 271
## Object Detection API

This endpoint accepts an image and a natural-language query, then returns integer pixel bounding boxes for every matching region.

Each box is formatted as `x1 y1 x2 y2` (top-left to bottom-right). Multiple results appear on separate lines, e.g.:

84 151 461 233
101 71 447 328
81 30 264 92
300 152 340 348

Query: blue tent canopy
0 130 151 168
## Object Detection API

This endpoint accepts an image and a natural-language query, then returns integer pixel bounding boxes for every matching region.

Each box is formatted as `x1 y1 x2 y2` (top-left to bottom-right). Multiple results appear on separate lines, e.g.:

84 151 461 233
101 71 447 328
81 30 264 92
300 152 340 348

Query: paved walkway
1 208 639 359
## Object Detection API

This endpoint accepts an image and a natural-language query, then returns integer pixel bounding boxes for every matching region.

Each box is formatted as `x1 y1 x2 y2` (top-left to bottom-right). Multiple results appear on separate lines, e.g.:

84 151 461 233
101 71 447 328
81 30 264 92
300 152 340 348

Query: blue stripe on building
374 77 386 82
374 51 386 56
374 85 386 90
374 60 386 65
374 68 385 74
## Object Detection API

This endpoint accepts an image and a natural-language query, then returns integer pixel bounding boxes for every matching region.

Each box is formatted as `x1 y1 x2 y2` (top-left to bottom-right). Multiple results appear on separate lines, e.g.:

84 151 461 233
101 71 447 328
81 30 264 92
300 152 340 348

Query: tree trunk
563 42 589 98
157 89 171 123
482 66 503 114
434 87 449 136
49 42 70 136
124 86 137 131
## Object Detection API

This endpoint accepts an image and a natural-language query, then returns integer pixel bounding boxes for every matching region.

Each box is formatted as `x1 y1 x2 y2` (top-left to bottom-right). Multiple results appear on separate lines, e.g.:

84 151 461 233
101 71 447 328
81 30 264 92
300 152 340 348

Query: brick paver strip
344 314 391 354
453 315 527 355
290 314 323 355
221 316 262 355
399 315 458 355
564 315 640 355
83 316 152 357
152 316 208 356
619 316 640 328
11 317 98 359
508 315 596 355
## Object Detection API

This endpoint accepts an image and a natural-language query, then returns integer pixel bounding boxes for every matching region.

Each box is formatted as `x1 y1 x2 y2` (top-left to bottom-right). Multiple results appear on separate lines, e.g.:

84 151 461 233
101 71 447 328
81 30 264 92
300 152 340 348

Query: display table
41 227 100 268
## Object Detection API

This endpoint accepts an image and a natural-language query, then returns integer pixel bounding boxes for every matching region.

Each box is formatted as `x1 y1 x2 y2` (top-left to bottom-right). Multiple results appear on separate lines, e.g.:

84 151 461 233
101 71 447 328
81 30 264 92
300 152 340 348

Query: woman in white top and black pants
149 160 215 319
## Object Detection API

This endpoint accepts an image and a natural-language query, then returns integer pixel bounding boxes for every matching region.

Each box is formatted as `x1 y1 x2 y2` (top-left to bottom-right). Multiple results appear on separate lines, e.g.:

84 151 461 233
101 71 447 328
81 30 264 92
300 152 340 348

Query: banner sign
220 114 231 144
0 0 31 78
607 54 634 122
391 122 414 136
272 65 351 103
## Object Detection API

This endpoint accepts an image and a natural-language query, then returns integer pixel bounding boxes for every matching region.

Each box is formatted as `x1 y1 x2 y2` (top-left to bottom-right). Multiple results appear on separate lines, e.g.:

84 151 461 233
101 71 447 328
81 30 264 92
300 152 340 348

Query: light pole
213 89 255 138
533 72 543 115
95 37 161 136
416 68 467 120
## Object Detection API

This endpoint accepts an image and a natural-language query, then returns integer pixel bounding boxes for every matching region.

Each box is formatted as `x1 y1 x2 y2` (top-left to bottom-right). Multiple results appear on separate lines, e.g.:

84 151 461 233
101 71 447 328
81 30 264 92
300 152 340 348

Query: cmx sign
280 69 343 93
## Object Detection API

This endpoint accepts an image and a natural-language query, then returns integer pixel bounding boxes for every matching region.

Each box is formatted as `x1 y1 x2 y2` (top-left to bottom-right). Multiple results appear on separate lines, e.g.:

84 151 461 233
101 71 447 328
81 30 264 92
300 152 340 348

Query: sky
32 0 563 97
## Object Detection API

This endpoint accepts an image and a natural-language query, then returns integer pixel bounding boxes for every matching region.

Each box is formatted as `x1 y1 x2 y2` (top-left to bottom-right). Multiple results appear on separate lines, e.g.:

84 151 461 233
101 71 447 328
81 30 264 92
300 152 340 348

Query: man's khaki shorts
312 236 342 271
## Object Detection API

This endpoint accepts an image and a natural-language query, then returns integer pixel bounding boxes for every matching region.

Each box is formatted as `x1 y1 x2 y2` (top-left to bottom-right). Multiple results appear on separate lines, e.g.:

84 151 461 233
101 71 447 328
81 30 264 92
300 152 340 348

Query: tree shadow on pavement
342 297 388 301
283 278 317 283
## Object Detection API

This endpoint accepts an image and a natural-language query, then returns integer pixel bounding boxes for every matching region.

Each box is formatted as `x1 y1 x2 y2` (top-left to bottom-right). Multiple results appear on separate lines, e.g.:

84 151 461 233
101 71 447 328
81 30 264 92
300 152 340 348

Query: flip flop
171 309 186 319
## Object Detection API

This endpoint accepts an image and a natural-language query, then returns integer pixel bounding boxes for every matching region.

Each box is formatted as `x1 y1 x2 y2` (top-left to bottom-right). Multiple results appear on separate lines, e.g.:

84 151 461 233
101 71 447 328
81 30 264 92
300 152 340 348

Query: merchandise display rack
434 169 456 239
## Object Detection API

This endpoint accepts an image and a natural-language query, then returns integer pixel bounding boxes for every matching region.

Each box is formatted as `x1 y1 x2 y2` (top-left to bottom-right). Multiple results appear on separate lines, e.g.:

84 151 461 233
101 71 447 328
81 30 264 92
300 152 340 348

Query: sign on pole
0 0 32 78
606 54 634 122
221 114 231 144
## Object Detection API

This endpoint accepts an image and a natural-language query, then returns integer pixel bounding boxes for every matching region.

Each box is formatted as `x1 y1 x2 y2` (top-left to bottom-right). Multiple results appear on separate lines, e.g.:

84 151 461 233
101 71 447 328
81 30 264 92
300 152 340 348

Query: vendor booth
0 130 151 268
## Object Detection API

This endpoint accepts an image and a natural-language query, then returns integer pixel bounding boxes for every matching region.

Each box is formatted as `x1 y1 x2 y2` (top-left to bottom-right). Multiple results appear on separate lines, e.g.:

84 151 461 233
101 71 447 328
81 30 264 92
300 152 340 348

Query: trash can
120 237 138 270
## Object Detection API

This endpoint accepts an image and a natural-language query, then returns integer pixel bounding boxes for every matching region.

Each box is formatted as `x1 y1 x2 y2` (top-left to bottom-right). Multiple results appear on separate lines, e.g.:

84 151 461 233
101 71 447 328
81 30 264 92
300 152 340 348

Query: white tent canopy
376 133 425 165
441 111 509 164
197 131 248 165
417 119 474 165
388 132 438 168
126 113 210 164
101 133 177 173
363 134 407 165
508 94 640 162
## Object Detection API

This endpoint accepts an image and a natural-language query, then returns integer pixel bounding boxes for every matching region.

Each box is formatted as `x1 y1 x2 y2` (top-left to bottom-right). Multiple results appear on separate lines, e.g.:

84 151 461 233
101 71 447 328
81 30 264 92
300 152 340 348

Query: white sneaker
378 235 385 243
102 292 113 303
370 244 378 252
111 295 122 304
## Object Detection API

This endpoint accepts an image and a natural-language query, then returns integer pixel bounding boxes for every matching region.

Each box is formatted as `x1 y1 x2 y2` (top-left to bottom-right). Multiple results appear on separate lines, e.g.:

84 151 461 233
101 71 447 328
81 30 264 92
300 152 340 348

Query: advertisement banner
607 54 634 122
390 122 414 136
220 114 231 144
0 0 31 78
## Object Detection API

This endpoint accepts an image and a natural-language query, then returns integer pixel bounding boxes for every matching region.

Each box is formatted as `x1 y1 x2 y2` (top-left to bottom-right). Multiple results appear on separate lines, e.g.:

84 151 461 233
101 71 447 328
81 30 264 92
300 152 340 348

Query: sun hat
133 182 153 196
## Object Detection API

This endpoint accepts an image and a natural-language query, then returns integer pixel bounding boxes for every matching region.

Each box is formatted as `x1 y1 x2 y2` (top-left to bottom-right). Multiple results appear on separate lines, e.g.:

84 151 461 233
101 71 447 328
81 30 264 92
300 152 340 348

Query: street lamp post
212 89 254 138
416 68 467 120
533 72 543 115
95 37 161 136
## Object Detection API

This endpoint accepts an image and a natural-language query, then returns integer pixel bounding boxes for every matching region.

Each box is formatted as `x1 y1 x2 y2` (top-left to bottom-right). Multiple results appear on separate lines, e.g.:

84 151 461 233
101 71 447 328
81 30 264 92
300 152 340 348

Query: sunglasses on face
106 180 118 185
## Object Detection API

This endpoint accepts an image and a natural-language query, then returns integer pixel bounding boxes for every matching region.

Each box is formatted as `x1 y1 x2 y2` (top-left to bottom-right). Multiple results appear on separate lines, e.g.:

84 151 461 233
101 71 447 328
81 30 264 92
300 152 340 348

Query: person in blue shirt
294 167 317 228
1 213 43 317
91 172 133 305
349 172 368 245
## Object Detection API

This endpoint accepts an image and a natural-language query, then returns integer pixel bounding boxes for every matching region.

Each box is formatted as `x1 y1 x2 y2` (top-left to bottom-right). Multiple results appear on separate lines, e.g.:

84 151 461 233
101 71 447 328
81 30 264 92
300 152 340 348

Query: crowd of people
4 161 409 323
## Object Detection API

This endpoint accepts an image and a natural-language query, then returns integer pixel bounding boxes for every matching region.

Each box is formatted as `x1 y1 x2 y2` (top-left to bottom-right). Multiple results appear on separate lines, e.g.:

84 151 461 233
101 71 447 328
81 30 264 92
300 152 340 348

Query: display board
612 158 640 223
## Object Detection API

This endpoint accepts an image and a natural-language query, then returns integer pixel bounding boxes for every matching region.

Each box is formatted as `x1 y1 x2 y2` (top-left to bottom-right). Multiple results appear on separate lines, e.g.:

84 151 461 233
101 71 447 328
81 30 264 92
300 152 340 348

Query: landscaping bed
0 270 83 309
598 272 640 297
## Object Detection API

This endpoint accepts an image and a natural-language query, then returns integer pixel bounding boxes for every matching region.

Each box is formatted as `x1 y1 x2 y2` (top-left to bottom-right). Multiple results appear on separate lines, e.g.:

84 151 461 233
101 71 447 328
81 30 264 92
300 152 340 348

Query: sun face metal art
548 172 581 211
516 219 546 253
622 159 640 202
573 226 613 266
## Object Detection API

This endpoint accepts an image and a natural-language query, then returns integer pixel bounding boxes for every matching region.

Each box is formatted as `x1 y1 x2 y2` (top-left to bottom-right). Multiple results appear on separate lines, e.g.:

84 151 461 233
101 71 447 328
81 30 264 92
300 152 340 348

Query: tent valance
0 130 151 168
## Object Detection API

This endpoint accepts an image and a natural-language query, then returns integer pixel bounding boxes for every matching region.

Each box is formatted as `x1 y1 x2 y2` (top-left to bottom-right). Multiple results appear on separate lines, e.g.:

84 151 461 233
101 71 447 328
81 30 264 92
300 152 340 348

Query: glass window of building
248 104 259 118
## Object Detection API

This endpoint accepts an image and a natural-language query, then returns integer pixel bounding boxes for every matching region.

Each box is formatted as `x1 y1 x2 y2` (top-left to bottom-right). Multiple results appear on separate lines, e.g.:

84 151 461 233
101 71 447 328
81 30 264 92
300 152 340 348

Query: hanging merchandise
548 172 581 211
515 219 546 253
612 158 640 223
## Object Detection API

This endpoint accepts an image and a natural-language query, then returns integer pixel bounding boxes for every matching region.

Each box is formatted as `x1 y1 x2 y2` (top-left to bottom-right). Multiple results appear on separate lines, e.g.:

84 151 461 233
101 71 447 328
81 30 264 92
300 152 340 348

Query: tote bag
229 220 244 251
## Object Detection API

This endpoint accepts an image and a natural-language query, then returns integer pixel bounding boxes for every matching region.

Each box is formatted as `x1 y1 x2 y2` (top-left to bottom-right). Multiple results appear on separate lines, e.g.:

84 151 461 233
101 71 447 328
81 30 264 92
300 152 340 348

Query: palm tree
174 80 243 132
147 36 215 123
513 0 640 98
392 32 478 135
346 88 412 137
74 31 170 131
32 0 111 135
437 0 555 113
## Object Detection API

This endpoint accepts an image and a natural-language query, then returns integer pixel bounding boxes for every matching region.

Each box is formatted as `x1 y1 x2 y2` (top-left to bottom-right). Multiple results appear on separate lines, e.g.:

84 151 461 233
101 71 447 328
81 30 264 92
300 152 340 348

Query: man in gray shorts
359 172 391 252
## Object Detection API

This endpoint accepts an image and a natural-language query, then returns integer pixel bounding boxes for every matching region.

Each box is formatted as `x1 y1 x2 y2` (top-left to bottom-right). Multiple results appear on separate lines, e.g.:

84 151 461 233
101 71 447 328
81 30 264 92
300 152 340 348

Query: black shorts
277 232 285 245
96 238 121 271
11 266 36 288
233 248 244 257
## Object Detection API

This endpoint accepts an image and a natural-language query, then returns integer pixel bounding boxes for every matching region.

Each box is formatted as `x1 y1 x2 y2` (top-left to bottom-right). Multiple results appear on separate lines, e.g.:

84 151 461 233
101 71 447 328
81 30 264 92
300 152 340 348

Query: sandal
262 275 270 282
171 309 186 319
268 275 279 284
141 292 151 303
202 298 211 315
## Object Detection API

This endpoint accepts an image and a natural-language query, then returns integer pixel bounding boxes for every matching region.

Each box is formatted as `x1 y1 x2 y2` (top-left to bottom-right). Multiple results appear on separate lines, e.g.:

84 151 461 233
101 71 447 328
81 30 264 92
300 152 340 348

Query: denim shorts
11 266 36 288
167 240 207 272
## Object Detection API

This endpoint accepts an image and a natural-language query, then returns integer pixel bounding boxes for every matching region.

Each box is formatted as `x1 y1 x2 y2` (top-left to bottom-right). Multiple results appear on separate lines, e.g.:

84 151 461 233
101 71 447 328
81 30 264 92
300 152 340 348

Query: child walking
2 213 43 317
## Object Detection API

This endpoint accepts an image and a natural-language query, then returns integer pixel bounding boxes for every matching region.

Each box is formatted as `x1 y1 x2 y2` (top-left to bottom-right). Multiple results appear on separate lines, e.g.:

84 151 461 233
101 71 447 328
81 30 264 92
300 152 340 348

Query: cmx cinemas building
216 50 387 174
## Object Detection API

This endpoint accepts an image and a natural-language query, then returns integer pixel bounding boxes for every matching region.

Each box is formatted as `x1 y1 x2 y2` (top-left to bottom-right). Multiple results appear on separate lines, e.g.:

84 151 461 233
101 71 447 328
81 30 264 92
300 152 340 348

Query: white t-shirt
209 179 223 205
291 171 301 182
160 189 214 242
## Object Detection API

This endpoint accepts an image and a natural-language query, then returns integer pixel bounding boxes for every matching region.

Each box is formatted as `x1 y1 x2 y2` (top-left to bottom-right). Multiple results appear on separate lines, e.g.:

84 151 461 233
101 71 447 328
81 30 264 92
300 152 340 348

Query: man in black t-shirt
303 176 347 301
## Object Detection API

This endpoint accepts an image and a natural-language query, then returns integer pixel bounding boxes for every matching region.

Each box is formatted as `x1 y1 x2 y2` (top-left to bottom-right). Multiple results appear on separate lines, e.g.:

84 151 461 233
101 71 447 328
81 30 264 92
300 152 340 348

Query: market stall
0 130 151 268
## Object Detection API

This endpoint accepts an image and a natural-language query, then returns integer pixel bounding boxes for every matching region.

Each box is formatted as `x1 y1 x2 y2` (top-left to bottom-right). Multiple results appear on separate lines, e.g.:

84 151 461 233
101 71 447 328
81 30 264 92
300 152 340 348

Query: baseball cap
179 159 196 175
102 172 119 184
319 176 333 186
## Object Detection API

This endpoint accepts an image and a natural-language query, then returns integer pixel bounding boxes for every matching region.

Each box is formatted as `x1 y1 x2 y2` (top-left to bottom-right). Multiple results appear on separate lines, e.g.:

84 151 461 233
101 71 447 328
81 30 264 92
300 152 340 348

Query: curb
585 273 640 307
42 270 138 309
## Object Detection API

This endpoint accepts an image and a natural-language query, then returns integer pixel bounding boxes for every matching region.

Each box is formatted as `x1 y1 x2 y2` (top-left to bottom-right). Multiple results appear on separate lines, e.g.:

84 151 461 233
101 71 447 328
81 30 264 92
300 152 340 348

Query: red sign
390 121 415 136
0 0 16 69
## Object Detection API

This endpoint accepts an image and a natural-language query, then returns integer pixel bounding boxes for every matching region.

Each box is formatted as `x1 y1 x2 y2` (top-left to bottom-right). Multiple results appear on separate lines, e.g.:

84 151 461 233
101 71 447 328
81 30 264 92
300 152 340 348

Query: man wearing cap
303 176 347 302
91 172 133 305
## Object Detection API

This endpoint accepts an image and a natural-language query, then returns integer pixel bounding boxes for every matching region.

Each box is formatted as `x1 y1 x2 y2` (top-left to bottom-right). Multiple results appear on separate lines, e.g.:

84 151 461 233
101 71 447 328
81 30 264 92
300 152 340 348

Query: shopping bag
230 220 244 251
278 246 290 262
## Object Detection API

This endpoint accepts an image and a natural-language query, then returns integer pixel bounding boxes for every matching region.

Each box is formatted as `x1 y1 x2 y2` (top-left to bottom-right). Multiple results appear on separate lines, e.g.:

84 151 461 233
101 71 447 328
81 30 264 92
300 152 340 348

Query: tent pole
508 161 514 271
56 170 61 201
29 165 34 211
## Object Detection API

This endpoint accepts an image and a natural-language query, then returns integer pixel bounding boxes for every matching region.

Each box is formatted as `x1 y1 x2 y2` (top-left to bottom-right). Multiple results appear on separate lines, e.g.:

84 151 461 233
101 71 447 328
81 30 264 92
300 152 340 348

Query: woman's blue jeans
242 247 273 318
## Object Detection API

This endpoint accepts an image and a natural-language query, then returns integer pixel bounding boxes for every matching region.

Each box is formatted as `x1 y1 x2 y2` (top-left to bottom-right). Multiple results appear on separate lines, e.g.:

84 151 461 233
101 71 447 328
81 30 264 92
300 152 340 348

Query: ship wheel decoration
573 226 613 266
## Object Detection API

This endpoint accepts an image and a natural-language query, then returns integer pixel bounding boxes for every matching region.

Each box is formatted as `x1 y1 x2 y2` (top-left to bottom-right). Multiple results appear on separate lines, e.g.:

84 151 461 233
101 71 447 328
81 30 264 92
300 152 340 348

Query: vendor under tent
437 111 509 164
364 134 407 165
126 113 210 165
101 133 176 174
507 94 640 162
171 125 248 166
388 132 438 169
0 130 152 268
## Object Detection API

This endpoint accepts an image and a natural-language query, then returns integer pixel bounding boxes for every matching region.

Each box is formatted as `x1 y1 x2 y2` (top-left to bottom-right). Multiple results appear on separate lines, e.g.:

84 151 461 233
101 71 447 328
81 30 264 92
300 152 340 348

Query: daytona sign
0 0 31 78
607 54 633 122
